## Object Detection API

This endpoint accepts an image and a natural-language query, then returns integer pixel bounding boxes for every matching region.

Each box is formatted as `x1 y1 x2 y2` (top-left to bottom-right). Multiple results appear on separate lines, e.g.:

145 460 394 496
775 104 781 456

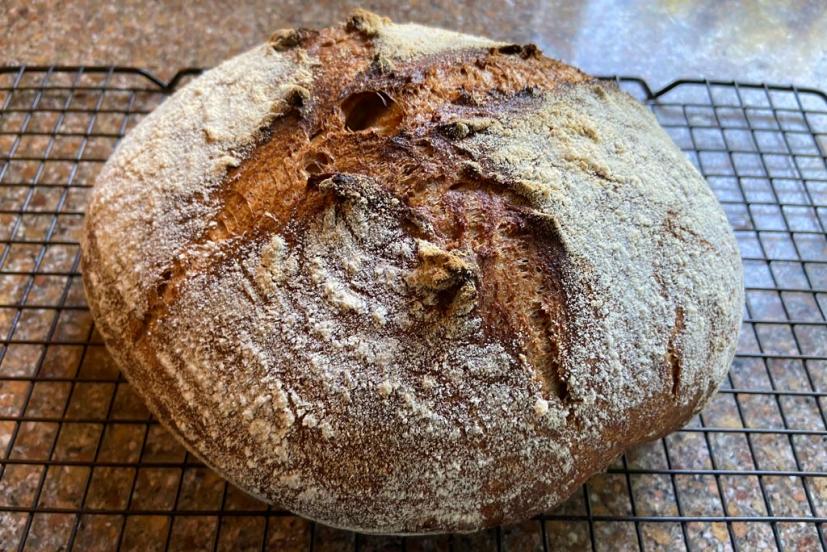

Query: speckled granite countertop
1 2 826 551
4 0 827 90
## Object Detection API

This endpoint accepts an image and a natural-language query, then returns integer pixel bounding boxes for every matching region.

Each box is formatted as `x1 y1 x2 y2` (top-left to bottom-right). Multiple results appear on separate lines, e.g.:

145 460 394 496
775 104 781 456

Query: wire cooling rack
0 66 824 552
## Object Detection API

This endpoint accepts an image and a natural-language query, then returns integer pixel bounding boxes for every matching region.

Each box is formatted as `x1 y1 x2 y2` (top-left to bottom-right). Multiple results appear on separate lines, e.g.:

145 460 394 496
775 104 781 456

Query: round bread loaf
81 11 743 534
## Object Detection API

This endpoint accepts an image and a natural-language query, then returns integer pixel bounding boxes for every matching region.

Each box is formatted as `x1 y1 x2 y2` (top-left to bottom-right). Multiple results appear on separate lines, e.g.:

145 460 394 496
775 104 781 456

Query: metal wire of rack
0 66 824 551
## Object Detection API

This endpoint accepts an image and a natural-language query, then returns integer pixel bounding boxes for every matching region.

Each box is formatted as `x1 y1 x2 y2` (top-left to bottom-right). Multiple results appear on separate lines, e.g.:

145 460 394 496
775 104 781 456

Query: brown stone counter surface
4 0 827 90
1 2 826 551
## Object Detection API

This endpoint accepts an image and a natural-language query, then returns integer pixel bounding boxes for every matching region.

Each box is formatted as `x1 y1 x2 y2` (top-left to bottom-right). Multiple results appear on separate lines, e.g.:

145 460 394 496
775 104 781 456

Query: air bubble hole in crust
341 90 403 134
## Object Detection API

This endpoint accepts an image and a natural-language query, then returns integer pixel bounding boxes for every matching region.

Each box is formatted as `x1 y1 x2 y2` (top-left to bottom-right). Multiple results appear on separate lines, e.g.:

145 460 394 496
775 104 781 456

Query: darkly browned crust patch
668 306 685 397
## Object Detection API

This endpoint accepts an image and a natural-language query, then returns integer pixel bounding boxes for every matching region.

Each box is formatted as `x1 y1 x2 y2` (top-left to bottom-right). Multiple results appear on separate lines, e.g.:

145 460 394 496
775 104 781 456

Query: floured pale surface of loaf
82 10 743 534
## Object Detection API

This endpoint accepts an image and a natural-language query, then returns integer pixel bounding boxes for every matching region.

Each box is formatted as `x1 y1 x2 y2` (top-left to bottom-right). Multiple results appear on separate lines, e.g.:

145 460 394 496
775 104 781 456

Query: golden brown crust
82 12 743 534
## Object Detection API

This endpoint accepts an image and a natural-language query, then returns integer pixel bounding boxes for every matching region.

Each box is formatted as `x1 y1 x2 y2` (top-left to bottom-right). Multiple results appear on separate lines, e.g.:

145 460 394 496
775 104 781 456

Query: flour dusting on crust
376 23 501 60
140 174 573 531
347 8 502 60
83 44 313 323
82 12 743 535
460 84 743 422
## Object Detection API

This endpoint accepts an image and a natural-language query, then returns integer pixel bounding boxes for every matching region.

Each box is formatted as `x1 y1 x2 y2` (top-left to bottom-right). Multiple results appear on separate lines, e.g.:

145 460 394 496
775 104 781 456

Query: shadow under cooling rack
0 66 825 551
